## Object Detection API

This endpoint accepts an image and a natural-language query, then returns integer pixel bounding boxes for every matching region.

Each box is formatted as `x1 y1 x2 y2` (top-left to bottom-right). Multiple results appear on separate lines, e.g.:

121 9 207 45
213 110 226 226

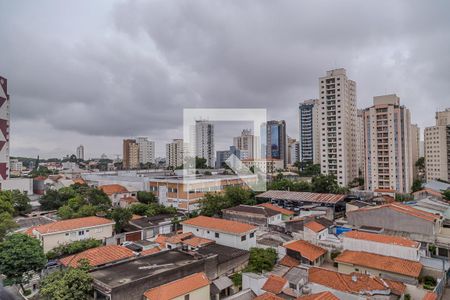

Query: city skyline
1 1 450 159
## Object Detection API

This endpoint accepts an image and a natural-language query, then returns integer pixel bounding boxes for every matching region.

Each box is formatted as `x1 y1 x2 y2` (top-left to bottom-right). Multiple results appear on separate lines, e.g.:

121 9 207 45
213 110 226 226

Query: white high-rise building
136 137 155 164
166 139 185 168
299 99 320 164
318 68 358 187
195 121 215 168
76 145 85 160
0 76 10 180
233 129 258 159
424 108 450 182
363 94 413 193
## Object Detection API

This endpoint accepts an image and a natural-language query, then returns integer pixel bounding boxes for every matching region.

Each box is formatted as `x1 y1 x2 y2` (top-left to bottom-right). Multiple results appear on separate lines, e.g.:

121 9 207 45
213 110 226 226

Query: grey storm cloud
0 0 449 158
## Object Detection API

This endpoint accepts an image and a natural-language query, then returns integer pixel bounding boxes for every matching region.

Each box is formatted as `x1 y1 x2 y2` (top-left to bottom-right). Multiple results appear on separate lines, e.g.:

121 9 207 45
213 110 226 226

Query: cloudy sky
1 0 449 159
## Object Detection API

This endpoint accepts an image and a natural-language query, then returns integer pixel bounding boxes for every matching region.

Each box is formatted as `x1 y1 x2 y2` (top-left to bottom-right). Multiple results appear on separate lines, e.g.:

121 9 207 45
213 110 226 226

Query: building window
241 235 246 241
78 230 84 236
250 232 255 238
215 232 220 238
184 295 190 300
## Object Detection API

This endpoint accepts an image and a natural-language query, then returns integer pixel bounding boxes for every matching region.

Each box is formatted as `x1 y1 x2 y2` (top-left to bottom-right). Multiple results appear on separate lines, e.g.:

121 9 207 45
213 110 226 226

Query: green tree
225 186 254 207
0 212 18 240
57 205 75 220
40 264 93 299
245 248 277 273
111 208 132 233
0 233 46 292
195 156 208 169
129 203 149 215
0 197 14 215
415 157 425 177
443 190 450 201
411 179 424 193
137 191 157 204
311 174 344 194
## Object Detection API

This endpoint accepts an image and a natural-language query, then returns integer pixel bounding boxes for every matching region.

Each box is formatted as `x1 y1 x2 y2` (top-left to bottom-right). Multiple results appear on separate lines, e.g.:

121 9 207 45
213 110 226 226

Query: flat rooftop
90 250 198 288
197 244 248 264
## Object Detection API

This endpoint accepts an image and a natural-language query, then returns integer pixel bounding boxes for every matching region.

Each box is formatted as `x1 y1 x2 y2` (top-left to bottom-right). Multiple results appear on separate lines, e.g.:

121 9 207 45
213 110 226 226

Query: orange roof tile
181 216 257 234
254 292 283 300
59 245 134 267
308 267 405 296
422 292 438 300
283 240 327 262
343 230 419 248
279 255 300 268
335 250 422 278
32 216 114 235
99 184 129 195
258 203 294 215
384 278 407 295
155 232 193 248
348 203 440 222
297 291 339 300
73 178 86 185
304 221 326 233
140 247 160 256
144 272 209 300
262 275 288 294
182 236 215 248
121 196 138 203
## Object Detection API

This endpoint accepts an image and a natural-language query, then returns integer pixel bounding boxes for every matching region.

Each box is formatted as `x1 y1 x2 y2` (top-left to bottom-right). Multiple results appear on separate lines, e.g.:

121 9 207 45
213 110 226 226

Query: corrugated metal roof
256 190 346 204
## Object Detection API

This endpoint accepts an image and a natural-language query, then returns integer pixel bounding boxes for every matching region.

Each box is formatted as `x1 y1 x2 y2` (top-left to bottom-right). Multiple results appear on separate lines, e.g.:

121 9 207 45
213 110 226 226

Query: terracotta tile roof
155 232 193 248
140 247 160 256
304 221 326 233
335 250 422 278
283 240 327 262
143 272 209 300
256 190 346 204
343 230 419 248
181 216 257 234
384 278 407 295
308 267 405 296
279 255 300 268
121 196 138 204
258 203 294 215
99 184 129 195
32 216 114 235
422 292 438 300
262 275 288 294
182 236 215 248
297 291 339 300
348 203 440 222
73 178 86 185
254 292 283 300
59 245 135 267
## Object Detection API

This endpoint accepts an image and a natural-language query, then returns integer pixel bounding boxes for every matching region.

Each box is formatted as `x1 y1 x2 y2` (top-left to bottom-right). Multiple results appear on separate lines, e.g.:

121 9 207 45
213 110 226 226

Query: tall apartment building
76 145 85 160
122 139 139 169
356 109 365 178
410 124 420 179
424 108 450 182
287 137 299 165
318 68 357 186
0 76 10 180
166 139 184 168
233 129 257 159
299 99 320 164
266 120 287 168
195 121 215 168
363 94 413 193
136 137 155 164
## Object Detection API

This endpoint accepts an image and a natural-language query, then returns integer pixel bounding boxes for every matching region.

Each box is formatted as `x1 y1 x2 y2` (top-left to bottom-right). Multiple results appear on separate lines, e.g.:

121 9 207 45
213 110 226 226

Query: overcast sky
1 0 449 159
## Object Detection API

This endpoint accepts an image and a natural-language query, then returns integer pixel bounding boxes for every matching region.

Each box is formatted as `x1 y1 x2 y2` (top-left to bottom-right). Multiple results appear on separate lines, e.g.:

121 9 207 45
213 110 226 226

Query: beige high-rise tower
318 68 358 187
166 139 185 168
363 94 413 193
424 108 450 182
356 109 365 178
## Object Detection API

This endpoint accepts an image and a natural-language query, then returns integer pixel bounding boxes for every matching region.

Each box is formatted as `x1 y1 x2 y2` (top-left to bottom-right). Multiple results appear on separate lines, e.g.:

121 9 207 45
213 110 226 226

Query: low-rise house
297 292 339 300
119 196 139 208
257 203 294 220
59 245 136 268
283 266 309 294
129 214 175 239
279 240 327 266
307 267 406 299
261 275 288 296
181 216 257 250
222 205 282 226
347 203 450 257
413 188 445 201
143 272 210 300
335 250 423 284
342 230 420 260
26 216 114 252
99 184 136 207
